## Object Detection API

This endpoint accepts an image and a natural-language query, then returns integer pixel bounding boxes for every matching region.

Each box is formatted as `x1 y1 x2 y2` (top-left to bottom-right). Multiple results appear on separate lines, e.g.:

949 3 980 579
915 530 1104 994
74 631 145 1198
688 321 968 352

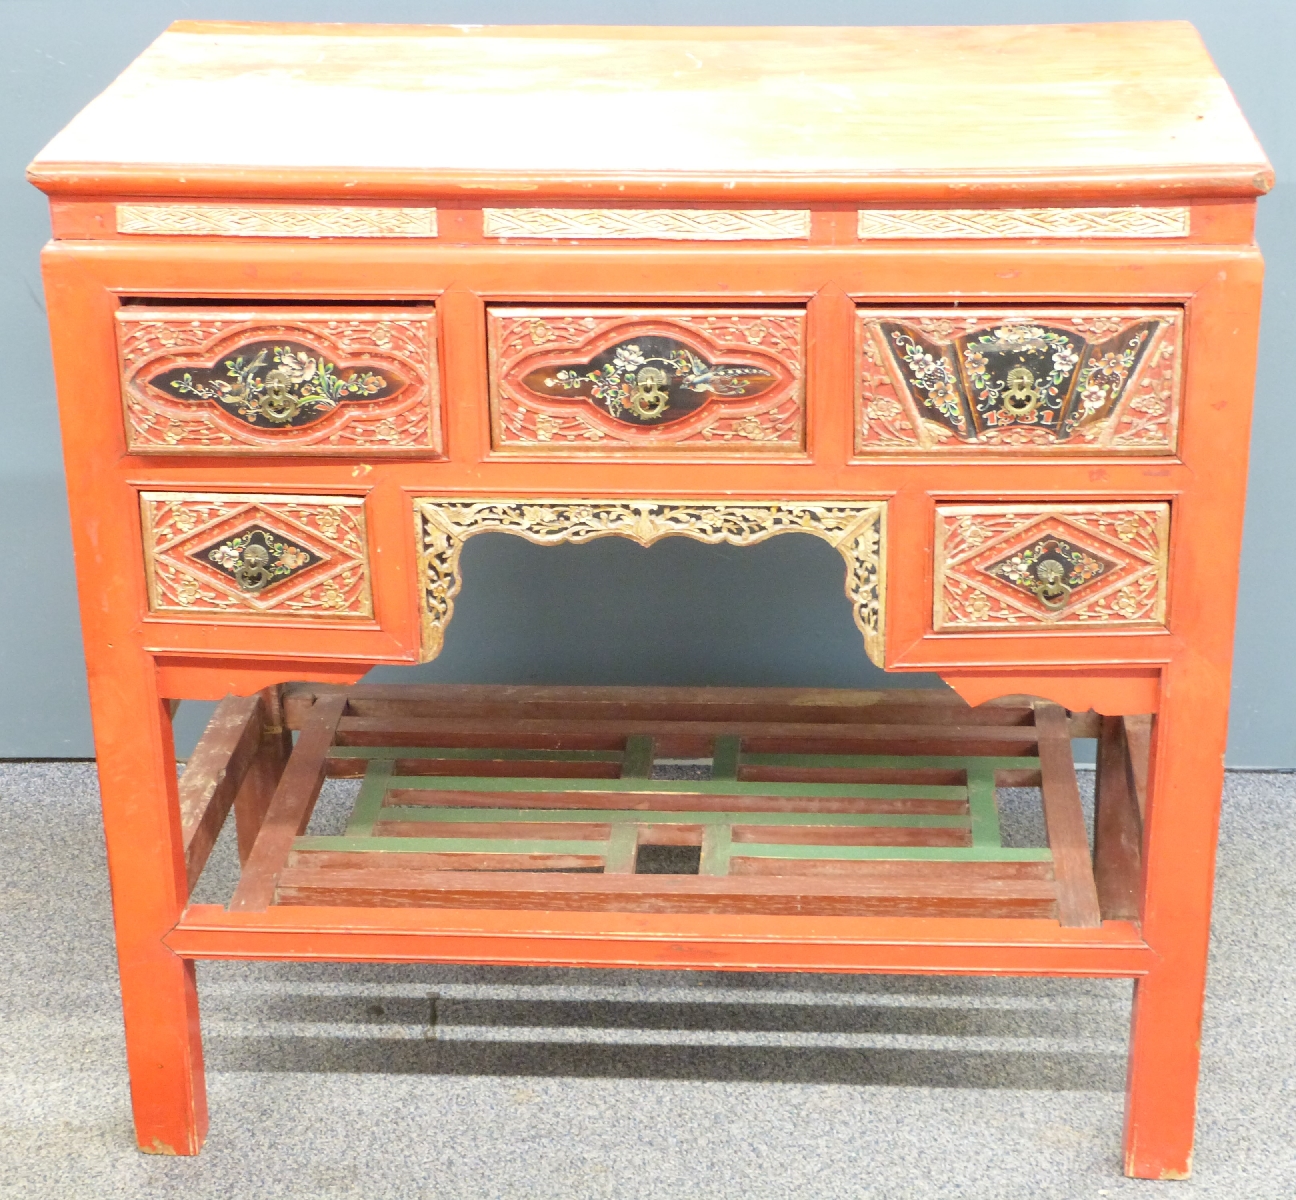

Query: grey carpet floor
0 762 1292 1199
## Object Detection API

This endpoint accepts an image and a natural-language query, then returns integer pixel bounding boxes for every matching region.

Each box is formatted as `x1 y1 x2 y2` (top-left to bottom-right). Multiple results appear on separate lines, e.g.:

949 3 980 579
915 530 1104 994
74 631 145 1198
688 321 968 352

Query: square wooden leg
1122 669 1224 1179
88 653 208 1155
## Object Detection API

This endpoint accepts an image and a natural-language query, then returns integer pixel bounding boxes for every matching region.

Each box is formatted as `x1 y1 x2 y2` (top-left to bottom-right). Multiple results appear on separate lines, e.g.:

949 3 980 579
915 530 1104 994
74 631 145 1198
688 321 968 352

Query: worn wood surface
28 22 1270 202
228 694 348 912
30 15 1266 1177
177 693 263 894
1033 703 1103 928
1094 715 1143 921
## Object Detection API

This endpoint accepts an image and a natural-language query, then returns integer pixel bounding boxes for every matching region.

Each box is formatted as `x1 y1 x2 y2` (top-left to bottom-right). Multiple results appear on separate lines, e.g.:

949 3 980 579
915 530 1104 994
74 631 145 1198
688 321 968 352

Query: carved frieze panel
141 493 373 620
487 308 806 455
483 208 810 240
116 204 438 238
117 308 441 454
934 504 1170 631
856 207 1190 240
856 309 1181 455
414 498 885 665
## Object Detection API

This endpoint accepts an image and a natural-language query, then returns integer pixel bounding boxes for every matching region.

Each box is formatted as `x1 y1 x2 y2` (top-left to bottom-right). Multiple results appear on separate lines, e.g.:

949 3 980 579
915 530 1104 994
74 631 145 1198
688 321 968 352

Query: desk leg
89 653 208 1155
1122 666 1224 1179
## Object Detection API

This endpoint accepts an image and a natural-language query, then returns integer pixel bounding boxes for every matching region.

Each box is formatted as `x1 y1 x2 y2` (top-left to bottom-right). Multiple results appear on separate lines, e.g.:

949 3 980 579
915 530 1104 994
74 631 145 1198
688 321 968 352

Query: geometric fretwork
414 498 886 666
934 504 1170 630
140 492 373 619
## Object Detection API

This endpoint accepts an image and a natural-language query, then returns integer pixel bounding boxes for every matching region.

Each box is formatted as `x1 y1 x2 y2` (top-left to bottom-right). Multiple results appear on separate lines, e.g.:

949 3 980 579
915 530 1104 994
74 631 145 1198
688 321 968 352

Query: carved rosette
414 498 886 665
141 493 373 619
856 309 1181 455
487 308 806 455
934 504 1169 631
117 308 441 454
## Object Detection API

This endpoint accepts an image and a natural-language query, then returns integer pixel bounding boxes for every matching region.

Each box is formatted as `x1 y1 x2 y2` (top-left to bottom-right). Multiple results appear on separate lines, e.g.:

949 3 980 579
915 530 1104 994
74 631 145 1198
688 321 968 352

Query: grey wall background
3 1 1292 764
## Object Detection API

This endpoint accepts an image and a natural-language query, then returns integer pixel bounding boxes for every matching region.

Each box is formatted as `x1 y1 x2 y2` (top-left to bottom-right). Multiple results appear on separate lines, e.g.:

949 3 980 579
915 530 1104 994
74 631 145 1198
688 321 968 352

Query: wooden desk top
28 20 1271 202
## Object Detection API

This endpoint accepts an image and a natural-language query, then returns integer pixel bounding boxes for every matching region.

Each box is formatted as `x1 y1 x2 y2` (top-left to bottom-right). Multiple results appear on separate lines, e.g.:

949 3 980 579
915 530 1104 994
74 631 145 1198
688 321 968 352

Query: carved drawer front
141 493 373 620
487 307 806 455
857 308 1181 455
117 307 440 455
934 503 1170 632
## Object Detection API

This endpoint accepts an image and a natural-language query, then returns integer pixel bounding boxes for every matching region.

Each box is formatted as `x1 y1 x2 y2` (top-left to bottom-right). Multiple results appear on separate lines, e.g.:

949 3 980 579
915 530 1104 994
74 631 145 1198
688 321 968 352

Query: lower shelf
180 685 1146 930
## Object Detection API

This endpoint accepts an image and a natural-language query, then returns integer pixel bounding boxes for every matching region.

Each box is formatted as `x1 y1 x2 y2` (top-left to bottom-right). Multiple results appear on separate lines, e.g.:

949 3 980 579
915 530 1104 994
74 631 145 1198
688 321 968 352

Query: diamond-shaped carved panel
117 308 441 455
934 504 1169 631
856 309 1181 455
141 493 373 619
488 308 805 455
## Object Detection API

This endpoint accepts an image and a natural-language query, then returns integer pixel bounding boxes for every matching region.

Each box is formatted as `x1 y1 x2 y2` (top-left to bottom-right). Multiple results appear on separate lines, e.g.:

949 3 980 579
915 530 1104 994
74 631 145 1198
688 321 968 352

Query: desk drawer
141 492 373 620
117 307 441 455
934 503 1169 631
857 308 1181 455
487 306 806 455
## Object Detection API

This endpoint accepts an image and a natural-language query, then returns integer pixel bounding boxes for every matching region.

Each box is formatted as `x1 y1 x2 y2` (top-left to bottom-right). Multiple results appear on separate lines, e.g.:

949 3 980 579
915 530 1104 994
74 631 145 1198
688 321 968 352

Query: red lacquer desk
28 19 1270 1179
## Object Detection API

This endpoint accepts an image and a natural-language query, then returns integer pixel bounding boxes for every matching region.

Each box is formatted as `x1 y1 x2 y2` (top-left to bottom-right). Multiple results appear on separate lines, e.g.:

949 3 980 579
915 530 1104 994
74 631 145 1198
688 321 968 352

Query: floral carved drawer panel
487 307 805 454
140 493 373 620
857 309 1181 454
934 504 1170 632
116 308 440 454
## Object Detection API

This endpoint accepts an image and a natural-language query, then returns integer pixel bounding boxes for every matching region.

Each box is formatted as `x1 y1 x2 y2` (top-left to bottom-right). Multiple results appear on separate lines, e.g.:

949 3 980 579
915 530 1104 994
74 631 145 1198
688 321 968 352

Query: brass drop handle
257 368 302 423
1001 364 1041 418
233 543 273 592
1032 558 1071 610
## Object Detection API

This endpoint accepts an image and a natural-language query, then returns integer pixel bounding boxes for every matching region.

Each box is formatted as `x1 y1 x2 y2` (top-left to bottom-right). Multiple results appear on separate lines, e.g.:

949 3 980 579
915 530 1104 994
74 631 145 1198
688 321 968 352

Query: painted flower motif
963 349 988 376
275 348 317 384
208 543 244 571
612 344 647 374
1078 383 1110 414
276 546 311 571
1051 343 1080 375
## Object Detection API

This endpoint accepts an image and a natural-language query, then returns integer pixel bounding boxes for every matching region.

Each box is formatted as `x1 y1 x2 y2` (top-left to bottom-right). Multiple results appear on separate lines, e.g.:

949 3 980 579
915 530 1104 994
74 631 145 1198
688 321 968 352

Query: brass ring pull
627 365 671 419
257 369 302 423
233 543 273 592
1001 364 1040 418
1032 559 1071 610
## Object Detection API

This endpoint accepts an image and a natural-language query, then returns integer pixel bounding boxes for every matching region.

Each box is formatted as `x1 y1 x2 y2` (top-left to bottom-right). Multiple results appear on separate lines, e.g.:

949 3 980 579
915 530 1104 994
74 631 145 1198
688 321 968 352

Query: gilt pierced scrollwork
414 499 886 665
856 309 1182 455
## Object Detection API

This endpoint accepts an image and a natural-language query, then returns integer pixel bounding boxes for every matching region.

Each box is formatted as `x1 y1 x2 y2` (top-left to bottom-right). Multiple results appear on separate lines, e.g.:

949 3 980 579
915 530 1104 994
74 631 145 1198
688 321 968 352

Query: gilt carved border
483 208 810 240
141 492 373 620
116 204 438 238
856 207 1189 240
414 498 887 666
